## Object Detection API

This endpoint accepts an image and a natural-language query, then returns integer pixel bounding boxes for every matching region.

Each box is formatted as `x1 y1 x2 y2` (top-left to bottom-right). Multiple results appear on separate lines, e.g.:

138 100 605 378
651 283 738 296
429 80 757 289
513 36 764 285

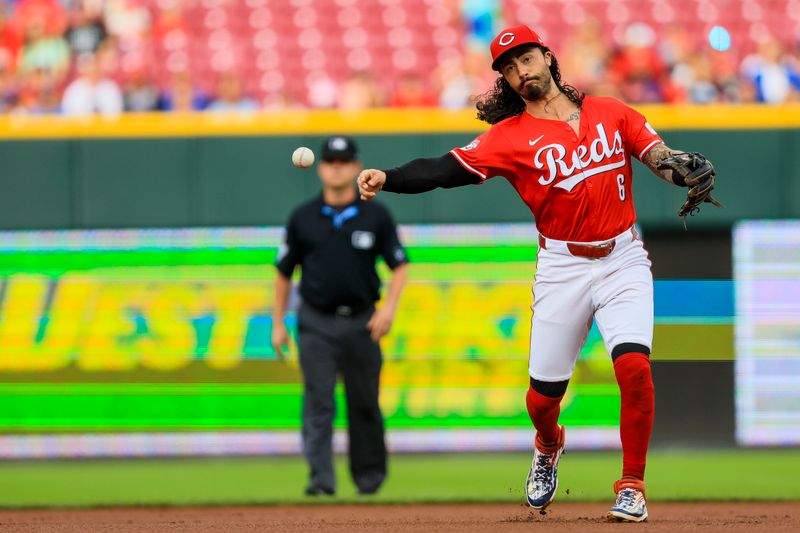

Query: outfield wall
0 106 799 231
0 224 740 457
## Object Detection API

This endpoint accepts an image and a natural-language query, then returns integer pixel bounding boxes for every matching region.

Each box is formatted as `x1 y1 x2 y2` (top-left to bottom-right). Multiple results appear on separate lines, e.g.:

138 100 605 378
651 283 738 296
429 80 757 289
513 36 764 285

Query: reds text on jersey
450 95 663 242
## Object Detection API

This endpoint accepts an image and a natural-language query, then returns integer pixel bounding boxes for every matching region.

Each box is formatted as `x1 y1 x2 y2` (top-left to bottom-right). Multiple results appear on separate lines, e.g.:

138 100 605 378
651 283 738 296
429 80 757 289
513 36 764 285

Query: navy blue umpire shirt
276 194 409 313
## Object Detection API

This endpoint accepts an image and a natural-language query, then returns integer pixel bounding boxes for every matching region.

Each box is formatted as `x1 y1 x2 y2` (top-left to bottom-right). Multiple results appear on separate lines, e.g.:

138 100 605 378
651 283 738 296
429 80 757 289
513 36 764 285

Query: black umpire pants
297 303 387 494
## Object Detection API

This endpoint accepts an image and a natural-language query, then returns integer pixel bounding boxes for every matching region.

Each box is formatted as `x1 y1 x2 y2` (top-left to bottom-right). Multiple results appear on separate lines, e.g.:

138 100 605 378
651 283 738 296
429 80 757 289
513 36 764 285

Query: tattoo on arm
641 143 684 185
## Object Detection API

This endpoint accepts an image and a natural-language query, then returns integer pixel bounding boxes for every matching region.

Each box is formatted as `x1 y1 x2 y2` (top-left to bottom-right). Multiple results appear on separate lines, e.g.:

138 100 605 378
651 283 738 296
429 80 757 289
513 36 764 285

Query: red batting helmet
490 25 545 71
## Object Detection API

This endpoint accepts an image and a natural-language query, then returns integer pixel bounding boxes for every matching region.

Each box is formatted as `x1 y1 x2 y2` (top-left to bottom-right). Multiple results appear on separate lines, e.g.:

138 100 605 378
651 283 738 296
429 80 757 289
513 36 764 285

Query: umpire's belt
311 302 374 317
538 227 638 259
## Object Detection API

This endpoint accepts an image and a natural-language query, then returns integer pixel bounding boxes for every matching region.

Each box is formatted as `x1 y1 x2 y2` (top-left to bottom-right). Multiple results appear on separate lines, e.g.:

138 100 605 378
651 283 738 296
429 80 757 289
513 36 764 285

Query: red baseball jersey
450 95 663 242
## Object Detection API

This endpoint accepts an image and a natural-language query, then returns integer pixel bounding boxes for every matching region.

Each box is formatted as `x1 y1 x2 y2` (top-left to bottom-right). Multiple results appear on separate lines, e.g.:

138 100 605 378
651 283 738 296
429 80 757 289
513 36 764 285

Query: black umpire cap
321 136 359 162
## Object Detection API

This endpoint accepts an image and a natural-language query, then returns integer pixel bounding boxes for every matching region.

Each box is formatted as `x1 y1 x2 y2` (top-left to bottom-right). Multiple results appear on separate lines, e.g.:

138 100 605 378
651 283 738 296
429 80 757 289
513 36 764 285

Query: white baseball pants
529 227 654 381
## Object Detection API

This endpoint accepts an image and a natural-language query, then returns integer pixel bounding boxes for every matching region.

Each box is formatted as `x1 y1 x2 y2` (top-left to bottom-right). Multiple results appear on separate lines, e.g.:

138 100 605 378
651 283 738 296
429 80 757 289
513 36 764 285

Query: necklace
543 92 563 108
541 92 580 123
564 109 581 122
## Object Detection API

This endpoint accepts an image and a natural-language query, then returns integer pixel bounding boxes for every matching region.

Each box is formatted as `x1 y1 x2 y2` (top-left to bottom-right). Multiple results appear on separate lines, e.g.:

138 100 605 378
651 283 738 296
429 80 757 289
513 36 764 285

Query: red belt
538 234 616 259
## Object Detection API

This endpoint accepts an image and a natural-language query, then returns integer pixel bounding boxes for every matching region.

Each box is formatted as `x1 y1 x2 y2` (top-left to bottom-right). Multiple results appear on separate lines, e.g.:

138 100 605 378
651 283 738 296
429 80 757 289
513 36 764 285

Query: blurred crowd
561 20 800 105
0 0 798 116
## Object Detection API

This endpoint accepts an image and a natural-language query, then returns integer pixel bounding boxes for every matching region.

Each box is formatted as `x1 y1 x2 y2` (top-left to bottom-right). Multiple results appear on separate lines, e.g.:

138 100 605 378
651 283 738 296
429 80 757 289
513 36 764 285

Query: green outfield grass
0 449 797 508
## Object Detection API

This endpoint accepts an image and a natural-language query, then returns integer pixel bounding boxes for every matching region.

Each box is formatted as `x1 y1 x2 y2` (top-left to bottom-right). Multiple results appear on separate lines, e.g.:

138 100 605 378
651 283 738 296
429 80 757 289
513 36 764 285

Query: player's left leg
607 349 653 522
611 348 654 483
592 232 654 522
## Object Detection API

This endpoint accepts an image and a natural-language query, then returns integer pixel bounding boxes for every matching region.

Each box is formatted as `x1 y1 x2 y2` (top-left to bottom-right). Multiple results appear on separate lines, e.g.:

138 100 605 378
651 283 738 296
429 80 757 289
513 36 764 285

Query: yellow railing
0 105 797 139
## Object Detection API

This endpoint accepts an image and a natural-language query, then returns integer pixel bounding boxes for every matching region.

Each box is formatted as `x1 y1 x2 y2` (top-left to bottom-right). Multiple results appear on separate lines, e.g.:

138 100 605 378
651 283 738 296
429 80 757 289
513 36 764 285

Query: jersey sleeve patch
460 138 480 151
449 126 516 182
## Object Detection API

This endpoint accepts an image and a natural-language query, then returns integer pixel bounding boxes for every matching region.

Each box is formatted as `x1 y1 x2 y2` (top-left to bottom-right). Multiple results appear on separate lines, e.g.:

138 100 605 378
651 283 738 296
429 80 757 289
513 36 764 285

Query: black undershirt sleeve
382 153 482 193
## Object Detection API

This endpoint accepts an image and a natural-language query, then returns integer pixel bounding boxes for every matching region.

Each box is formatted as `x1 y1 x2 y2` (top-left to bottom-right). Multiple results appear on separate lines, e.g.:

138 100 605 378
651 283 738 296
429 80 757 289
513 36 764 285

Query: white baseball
292 147 315 168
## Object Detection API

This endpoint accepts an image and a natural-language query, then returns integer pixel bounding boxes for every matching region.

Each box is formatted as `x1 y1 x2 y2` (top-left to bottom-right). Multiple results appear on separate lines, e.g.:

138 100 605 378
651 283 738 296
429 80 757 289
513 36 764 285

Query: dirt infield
0 502 797 532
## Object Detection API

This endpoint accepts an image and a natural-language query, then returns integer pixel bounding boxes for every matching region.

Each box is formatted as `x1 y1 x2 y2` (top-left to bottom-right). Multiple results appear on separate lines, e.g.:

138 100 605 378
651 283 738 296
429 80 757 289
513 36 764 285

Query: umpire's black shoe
305 485 335 496
355 473 385 496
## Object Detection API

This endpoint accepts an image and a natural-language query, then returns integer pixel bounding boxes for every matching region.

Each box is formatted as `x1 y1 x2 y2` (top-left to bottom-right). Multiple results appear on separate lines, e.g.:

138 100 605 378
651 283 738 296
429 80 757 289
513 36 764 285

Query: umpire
272 136 409 496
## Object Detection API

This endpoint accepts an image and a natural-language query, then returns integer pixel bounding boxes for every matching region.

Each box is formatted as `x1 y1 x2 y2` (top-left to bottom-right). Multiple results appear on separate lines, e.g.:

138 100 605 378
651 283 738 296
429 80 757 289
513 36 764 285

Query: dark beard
520 76 552 101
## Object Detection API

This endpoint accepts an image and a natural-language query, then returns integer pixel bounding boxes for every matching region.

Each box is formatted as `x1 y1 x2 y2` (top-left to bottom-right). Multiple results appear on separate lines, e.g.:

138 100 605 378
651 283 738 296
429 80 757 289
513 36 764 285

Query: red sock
525 386 563 447
614 352 655 481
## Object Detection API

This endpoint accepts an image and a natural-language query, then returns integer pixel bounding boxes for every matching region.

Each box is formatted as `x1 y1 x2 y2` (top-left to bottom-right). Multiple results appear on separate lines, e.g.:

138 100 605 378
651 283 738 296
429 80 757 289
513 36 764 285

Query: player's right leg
525 247 593 509
525 379 567 509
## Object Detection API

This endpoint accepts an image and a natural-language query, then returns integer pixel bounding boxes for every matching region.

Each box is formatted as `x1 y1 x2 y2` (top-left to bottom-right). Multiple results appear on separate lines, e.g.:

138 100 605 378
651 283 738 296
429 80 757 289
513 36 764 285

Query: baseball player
357 25 720 522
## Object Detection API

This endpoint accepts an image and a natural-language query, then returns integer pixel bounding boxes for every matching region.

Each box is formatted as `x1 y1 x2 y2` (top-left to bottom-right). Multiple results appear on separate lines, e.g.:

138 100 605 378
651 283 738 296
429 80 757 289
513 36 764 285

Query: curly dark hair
475 45 584 125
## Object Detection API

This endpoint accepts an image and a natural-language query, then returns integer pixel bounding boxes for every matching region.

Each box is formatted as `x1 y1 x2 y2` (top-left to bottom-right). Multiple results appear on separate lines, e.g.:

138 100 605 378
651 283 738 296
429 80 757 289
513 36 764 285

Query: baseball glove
657 151 723 219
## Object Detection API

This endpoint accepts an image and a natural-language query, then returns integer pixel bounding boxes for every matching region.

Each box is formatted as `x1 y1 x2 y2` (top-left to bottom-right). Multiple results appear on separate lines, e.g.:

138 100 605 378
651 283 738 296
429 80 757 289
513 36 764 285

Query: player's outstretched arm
358 153 481 201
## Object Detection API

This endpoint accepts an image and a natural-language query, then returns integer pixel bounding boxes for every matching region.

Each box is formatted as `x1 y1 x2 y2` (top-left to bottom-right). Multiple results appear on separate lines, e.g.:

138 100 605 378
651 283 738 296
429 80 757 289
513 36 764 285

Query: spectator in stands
585 75 623 99
103 0 151 47
207 70 258 112
158 70 210 112
607 22 670 103
15 65 60 113
560 17 609 95
0 7 21 111
338 71 385 110
123 67 158 112
657 25 694 69
741 37 800 104
64 0 107 56
2 0 800 113
0 8 22 74
262 89 303 110
436 55 480 109
35 75 60 113
152 0 189 44
0 63 18 112
307 73 338 108
19 15 70 80
389 73 437 107
12 0 66 38
670 46 748 105
675 54 719 104
61 52 123 116
709 50 745 103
